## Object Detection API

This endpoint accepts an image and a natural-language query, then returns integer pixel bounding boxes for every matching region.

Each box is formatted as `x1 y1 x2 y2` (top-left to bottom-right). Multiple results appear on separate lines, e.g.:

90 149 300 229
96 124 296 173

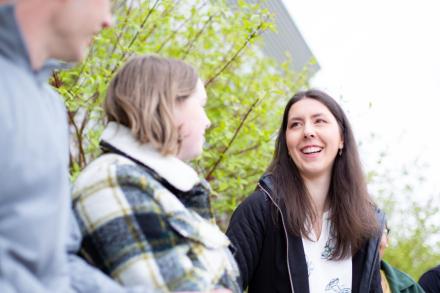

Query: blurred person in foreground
0 0 141 292
0 1 231 292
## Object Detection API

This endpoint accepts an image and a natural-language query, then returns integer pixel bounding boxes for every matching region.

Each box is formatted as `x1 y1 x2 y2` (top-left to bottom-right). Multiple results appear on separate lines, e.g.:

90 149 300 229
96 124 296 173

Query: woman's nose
303 123 316 138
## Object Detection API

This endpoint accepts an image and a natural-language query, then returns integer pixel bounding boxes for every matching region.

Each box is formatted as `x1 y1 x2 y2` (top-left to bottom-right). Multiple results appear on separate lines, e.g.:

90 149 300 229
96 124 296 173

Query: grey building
228 0 320 77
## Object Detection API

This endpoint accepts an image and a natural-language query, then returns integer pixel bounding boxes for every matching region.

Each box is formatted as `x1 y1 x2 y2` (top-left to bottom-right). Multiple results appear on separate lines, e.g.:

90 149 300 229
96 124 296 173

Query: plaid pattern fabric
72 153 241 292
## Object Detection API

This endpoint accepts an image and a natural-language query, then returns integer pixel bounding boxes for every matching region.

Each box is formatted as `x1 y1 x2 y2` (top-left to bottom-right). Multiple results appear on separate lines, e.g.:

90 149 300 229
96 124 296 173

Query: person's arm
67 211 149 293
0 237 51 293
226 190 267 290
0 110 70 293
68 212 232 293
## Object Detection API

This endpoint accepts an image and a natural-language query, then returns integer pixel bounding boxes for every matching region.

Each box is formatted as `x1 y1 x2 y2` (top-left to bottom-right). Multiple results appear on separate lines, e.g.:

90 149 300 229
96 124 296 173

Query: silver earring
338 148 343 156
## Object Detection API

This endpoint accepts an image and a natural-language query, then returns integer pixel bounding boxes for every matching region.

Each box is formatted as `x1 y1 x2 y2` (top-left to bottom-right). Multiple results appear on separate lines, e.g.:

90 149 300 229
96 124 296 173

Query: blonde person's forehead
195 79 207 102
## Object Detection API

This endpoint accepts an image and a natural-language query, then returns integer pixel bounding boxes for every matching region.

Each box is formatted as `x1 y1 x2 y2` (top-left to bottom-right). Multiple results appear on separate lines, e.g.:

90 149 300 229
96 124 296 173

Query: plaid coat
72 122 241 292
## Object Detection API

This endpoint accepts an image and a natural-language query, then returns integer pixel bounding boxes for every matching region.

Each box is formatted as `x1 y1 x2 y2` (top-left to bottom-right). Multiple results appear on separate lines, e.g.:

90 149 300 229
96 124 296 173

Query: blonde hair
104 55 198 155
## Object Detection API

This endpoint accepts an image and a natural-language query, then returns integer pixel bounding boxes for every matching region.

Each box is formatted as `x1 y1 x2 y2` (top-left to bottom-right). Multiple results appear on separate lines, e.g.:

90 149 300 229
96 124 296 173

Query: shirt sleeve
0 238 50 293
0 99 71 293
67 212 148 293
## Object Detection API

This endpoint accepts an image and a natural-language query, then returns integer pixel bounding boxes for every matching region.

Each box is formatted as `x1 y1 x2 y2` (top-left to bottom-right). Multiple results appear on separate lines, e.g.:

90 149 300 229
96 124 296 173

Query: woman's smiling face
285 98 344 180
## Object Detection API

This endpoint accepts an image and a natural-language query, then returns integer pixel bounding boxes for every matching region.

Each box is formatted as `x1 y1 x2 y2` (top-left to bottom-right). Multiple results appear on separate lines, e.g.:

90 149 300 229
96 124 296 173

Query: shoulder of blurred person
418 265 440 293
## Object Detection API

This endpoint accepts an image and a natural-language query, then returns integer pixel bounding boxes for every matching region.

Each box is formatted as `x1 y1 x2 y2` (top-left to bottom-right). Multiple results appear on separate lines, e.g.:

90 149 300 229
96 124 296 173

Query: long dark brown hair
267 89 378 260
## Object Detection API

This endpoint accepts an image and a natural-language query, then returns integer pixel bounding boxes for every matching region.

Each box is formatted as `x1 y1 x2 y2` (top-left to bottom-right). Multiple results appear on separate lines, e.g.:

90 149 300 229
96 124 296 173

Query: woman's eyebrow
311 113 326 118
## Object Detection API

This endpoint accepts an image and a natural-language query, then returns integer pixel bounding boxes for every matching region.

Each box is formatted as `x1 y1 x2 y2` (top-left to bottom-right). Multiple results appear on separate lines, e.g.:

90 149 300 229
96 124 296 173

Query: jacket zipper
258 183 295 293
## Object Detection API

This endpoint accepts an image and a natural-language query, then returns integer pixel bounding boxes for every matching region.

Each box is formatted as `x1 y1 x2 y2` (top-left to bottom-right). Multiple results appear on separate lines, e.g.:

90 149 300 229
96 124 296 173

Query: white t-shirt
302 211 352 293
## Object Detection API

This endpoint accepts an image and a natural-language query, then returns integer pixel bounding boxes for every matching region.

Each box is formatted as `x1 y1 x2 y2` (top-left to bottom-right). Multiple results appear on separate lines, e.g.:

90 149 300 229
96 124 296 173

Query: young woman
226 89 385 293
72 55 240 293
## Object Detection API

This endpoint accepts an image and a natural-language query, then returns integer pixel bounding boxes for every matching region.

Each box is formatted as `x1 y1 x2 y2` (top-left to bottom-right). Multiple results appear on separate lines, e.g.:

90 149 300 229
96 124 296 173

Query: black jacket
419 265 440 293
226 174 384 293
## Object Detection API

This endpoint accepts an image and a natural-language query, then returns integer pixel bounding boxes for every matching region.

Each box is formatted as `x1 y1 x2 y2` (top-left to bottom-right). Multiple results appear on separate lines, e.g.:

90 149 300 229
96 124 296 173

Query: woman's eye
290 122 300 128
315 118 326 124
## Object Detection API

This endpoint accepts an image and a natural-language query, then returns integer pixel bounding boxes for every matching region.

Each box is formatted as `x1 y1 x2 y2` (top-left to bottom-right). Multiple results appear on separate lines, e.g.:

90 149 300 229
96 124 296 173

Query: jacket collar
381 260 416 291
0 5 29 69
259 173 274 193
100 122 201 192
0 4 65 83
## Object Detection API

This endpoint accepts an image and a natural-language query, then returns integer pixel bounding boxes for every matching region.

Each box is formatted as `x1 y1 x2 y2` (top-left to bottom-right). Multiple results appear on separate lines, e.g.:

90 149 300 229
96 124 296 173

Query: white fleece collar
100 122 200 192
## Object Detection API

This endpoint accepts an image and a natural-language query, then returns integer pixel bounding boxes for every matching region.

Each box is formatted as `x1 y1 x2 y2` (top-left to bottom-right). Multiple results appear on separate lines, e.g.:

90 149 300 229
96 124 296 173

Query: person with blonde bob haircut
72 55 241 293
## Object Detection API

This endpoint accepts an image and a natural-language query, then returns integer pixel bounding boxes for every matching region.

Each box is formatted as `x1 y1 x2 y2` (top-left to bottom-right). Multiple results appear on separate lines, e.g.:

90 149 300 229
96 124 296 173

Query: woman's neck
303 173 331 216
303 173 332 240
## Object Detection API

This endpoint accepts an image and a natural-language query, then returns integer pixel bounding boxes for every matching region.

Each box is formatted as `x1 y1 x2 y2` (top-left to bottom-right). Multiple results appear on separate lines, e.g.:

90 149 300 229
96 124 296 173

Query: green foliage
53 0 309 225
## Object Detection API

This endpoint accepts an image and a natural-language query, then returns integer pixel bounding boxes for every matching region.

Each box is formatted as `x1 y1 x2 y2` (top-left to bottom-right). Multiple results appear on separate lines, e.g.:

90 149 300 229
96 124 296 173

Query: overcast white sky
282 0 440 201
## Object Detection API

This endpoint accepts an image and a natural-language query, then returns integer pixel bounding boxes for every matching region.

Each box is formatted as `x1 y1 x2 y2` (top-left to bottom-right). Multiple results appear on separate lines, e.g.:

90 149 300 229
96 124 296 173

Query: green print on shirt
321 237 336 260
325 278 351 293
